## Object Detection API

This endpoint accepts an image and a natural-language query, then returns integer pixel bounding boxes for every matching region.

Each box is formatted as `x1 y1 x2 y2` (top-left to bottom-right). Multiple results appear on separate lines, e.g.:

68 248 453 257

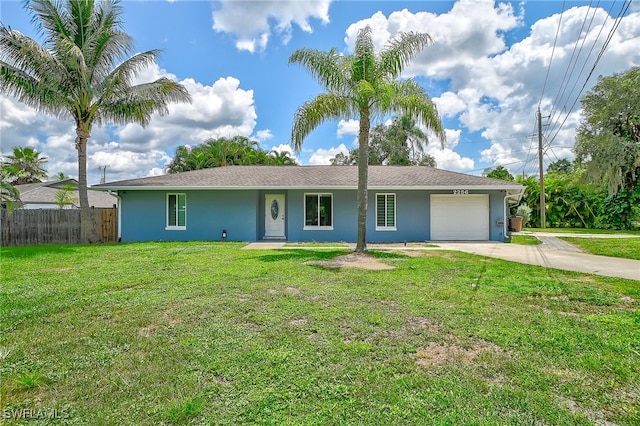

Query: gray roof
93 166 523 192
16 179 118 208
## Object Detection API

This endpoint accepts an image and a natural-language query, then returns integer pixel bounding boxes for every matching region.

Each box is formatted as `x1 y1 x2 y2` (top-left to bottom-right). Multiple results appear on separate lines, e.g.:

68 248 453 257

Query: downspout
503 193 521 240
109 191 122 242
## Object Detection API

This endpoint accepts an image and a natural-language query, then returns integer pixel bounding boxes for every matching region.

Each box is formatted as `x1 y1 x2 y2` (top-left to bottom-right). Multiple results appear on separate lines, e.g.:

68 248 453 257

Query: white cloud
433 92 466 118
336 119 359 138
88 150 172 183
344 3 640 174
117 64 257 154
427 145 474 172
255 129 273 141
0 61 259 184
212 0 331 52
308 143 349 165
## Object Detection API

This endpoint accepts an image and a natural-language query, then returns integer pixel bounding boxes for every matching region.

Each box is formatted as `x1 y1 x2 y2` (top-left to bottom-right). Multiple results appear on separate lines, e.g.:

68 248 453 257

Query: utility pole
537 108 546 229
98 165 108 184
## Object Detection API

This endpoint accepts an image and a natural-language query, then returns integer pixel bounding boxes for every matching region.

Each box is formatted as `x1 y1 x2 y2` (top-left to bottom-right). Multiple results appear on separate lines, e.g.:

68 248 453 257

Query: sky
1 0 639 185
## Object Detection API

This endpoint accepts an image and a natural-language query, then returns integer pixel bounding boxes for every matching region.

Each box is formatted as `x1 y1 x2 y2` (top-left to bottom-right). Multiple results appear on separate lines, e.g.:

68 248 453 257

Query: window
166 193 186 230
376 193 396 230
304 193 332 229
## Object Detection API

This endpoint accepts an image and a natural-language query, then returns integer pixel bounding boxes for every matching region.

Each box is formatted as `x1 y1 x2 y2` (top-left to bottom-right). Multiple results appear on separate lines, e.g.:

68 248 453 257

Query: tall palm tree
3 146 48 184
0 0 191 242
290 25 445 252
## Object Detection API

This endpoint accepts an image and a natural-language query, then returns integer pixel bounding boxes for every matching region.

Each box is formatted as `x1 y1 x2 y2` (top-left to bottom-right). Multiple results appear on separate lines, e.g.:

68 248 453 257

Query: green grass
525 227 640 235
1 242 639 425
558 237 640 260
510 235 543 245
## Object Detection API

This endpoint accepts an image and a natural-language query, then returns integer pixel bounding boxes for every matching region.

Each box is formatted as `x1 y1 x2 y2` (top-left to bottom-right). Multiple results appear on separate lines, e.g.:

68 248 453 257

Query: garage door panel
431 194 489 240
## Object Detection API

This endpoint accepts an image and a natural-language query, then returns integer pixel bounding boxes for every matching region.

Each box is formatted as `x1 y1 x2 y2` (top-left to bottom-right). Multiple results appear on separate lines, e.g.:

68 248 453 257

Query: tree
574 67 640 229
268 150 297 165
483 165 514 181
2 146 48 184
330 115 438 167
0 181 20 208
0 0 191 242
547 158 573 174
165 136 297 173
52 172 69 181
54 182 78 209
289 26 444 252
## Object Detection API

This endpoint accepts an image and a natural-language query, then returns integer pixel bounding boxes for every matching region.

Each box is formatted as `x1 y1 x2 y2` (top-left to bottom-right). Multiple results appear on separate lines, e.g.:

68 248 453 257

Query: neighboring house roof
93 166 524 193
16 179 118 208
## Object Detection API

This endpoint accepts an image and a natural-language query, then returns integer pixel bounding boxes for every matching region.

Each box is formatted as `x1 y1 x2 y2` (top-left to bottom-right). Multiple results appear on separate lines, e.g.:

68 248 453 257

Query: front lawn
1 243 638 425
525 227 640 235
558 237 640 260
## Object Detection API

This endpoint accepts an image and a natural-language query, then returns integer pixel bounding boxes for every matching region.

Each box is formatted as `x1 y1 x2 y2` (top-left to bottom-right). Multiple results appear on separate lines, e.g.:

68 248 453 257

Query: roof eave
93 184 525 192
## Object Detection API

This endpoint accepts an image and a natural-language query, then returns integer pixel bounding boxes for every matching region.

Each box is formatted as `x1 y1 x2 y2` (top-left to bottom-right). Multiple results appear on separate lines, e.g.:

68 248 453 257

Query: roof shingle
93 166 523 190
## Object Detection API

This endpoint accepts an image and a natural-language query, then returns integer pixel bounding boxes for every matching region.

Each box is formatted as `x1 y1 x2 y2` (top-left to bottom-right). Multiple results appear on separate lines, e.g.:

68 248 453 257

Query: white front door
264 194 286 239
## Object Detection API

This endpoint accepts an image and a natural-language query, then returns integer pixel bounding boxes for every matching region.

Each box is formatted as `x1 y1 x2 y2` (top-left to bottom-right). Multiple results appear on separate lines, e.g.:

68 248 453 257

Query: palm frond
100 50 161 95
97 77 191 127
0 61 70 117
352 25 376 83
388 80 445 146
291 93 354 152
0 25 65 83
379 31 433 78
29 0 72 45
288 47 348 93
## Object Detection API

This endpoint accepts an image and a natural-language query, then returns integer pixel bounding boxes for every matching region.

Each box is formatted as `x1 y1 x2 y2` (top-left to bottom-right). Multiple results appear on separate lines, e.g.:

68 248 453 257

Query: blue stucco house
93 165 524 243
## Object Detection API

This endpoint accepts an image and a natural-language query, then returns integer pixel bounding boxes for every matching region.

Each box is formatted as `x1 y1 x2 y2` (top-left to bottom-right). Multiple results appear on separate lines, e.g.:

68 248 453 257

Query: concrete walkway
244 234 640 281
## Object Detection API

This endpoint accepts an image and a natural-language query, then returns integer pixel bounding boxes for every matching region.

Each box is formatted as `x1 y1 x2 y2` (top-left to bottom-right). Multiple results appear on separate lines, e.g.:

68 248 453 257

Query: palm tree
268 150 297 165
0 181 21 208
289 25 445 252
3 146 48 184
0 0 191 242
52 171 69 181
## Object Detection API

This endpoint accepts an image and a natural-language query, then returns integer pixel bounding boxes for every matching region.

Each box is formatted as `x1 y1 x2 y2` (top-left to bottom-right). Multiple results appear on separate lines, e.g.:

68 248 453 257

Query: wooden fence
0 208 118 246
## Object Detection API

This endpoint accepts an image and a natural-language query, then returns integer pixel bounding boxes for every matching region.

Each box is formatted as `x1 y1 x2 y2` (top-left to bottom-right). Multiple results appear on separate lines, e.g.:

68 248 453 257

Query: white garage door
430 194 490 240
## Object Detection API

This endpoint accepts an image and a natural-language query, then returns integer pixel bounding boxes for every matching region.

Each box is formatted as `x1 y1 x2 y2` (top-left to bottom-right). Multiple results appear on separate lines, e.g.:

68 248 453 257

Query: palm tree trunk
76 128 101 243
355 111 370 253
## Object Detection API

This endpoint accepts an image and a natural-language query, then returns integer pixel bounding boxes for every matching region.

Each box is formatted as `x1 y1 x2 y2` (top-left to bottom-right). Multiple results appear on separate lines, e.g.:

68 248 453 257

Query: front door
264 194 285 239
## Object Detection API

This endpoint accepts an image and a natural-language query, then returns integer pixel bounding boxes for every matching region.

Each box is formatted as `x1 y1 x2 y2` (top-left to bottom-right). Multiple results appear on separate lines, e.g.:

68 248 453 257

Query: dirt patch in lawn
306 253 395 270
413 339 506 368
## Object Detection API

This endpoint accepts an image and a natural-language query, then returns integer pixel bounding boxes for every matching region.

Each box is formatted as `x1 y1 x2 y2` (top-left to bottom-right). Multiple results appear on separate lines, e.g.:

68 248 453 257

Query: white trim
166 193 186 230
375 193 397 231
303 193 334 230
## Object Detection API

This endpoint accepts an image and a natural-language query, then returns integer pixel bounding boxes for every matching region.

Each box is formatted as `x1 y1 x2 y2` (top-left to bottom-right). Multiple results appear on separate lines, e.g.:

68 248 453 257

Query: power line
538 0 566 109
545 0 632 148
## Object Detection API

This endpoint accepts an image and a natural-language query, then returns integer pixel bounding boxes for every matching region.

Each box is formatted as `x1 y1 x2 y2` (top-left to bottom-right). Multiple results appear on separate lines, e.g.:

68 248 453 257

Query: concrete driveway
411 232 638 281
433 239 639 281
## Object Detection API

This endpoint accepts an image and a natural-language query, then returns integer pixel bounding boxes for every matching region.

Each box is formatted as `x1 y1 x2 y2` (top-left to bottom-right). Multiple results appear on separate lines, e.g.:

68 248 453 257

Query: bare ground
305 253 395 270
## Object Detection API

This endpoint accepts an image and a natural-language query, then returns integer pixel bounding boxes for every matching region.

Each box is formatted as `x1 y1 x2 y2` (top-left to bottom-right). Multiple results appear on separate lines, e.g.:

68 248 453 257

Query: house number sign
452 189 469 195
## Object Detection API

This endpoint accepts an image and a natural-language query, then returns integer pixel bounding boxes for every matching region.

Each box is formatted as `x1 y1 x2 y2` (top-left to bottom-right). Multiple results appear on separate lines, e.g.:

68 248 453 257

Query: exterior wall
120 188 512 243
118 190 259 242
367 190 430 242
286 189 358 242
